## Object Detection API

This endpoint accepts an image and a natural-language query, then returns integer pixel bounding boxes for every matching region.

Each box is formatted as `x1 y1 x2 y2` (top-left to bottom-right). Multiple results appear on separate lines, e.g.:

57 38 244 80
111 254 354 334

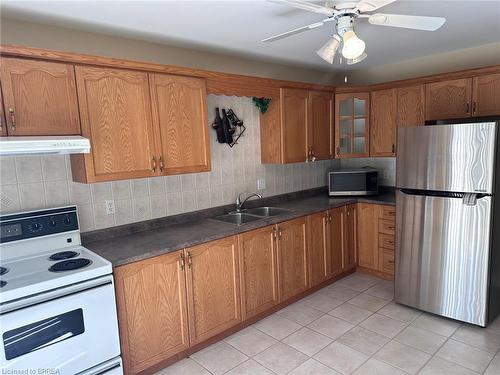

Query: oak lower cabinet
344 204 357 270
276 217 309 301
114 250 190 375
238 226 279 319
0 57 81 136
356 203 395 278
308 211 330 286
185 236 242 345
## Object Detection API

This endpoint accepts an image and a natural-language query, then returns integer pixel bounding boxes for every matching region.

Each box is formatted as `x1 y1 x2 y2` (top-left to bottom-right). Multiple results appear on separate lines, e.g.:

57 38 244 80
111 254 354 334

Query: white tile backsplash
0 95 336 232
340 157 396 186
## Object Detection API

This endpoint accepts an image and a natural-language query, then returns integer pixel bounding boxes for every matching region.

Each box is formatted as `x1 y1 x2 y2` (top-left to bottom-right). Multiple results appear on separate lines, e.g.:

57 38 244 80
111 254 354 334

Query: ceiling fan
262 0 446 65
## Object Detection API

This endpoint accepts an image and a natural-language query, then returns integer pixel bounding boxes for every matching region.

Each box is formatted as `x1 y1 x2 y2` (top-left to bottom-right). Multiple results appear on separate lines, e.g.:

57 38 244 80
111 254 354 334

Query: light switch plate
257 179 266 190
105 200 115 215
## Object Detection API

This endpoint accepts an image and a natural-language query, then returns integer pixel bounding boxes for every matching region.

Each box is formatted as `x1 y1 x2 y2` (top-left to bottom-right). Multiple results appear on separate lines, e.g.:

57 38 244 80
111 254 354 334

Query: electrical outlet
257 178 266 190
105 200 115 215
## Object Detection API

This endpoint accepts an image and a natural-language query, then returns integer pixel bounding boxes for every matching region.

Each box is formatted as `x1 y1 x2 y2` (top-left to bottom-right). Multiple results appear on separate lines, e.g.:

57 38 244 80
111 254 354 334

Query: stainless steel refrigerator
395 122 500 326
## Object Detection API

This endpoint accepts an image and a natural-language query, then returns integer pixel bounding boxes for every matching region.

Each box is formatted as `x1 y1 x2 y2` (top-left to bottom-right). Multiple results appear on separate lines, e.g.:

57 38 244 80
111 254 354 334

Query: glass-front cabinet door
335 93 370 158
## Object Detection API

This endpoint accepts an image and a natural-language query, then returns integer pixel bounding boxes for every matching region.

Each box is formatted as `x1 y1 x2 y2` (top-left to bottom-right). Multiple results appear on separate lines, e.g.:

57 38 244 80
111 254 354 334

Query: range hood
0 136 91 156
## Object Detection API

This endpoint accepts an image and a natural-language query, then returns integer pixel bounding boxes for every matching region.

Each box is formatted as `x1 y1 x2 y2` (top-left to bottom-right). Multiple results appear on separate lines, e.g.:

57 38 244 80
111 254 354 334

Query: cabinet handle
391 144 395 154
277 227 283 239
388 260 395 264
473 101 477 115
336 146 340 156
187 251 193 269
8 108 16 131
151 156 156 173
311 150 316 162
179 252 185 271
388 226 395 230
272 226 278 239
466 102 470 114
159 156 164 173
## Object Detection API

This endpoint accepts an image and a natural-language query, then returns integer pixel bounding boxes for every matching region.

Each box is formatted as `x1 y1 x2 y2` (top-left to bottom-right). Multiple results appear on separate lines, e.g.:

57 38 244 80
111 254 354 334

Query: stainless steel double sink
212 207 292 225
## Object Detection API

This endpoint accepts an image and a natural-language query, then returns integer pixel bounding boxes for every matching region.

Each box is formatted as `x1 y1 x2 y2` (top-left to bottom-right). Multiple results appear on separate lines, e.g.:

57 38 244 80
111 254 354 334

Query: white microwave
328 168 379 196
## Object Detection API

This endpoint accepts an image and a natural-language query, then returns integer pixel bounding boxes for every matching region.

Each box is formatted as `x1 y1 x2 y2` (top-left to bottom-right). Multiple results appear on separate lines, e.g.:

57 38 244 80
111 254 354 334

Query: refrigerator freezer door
397 123 497 194
395 190 493 326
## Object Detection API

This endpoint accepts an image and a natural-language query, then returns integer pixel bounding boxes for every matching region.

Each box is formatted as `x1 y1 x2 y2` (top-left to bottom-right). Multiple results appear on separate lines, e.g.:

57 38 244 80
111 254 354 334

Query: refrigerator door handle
399 188 489 201
463 193 478 206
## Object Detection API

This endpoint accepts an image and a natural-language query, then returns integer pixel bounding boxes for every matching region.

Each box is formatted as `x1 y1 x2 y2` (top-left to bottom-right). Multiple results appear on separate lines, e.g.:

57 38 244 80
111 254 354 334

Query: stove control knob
49 218 57 227
30 222 42 231
64 216 72 225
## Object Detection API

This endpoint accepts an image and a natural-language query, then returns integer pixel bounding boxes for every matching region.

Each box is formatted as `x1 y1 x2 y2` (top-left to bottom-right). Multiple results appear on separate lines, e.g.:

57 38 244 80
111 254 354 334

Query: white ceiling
2 0 500 71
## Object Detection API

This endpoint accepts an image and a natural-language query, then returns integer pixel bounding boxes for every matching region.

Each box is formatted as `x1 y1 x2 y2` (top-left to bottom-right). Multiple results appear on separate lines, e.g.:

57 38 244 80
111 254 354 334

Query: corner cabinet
114 250 190 374
260 88 334 164
0 57 81 136
71 67 210 183
334 93 370 158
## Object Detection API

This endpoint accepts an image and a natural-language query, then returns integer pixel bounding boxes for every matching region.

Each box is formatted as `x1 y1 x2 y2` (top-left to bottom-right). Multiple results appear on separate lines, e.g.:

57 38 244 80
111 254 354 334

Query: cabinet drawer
379 219 395 235
379 249 395 275
380 205 396 221
379 233 395 250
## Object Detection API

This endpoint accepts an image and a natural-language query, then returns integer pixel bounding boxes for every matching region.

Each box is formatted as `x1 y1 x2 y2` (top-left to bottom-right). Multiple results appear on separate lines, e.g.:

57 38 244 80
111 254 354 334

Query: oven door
0 275 120 375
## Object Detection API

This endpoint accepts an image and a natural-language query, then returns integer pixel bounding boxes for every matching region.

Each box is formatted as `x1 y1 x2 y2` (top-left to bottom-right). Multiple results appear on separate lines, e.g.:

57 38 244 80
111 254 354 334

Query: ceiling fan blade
262 20 329 42
357 0 397 12
267 0 334 16
368 13 446 31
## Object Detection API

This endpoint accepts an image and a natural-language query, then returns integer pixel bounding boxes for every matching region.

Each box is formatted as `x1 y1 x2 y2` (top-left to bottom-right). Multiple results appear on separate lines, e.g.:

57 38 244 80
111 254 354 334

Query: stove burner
0 280 6 288
0 267 8 276
49 258 92 272
49 251 79 261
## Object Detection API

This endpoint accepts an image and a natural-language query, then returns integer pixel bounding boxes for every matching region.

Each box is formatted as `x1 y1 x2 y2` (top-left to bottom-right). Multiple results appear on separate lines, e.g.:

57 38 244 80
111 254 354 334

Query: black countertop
84 189 395 267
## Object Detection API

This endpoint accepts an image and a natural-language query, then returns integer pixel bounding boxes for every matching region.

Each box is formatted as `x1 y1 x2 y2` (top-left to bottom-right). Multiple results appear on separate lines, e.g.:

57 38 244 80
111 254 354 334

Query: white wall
0 95 338 232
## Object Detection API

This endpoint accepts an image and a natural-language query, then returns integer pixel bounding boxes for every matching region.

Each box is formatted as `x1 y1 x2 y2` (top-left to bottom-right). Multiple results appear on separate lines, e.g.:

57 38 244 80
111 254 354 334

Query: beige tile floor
155 273 500 375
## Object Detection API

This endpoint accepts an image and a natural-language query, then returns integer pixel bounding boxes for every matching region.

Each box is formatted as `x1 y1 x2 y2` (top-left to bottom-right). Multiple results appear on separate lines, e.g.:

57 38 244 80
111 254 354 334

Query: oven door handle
0 275 114 314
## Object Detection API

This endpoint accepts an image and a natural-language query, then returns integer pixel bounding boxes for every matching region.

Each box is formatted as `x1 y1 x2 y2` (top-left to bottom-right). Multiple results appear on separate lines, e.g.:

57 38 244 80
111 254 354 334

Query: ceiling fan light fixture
346 52 368 65
316 34 341 64
341 30 366 59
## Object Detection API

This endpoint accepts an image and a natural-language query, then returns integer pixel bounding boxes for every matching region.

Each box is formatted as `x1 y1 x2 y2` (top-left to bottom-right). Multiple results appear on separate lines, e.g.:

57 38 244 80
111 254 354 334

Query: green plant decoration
252 97 272 114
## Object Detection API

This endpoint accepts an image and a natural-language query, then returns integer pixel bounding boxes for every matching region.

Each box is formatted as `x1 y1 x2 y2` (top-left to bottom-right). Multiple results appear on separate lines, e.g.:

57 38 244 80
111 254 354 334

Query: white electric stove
0 206 123 375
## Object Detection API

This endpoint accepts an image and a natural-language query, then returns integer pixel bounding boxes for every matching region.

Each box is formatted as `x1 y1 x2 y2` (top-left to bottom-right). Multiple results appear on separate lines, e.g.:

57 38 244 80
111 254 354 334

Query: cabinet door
0 57 80 135
425 78 472 120
329 207 344 275
277 217 309 301
472 73 500 117
370 88 397 156
281 88 309 163
150 74 210 174
335 93 370 158
185 236 241 345
239 226 279 320
308 91 333 160
114 251 189 374
308 211 329 287
344 204 357 270
0 86 6 136
73 66 157 182
397 85 425 128
356 203 378 270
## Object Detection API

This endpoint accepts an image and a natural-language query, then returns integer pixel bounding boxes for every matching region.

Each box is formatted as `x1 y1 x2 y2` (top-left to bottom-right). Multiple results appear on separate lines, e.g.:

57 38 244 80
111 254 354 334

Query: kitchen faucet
235 192 262 212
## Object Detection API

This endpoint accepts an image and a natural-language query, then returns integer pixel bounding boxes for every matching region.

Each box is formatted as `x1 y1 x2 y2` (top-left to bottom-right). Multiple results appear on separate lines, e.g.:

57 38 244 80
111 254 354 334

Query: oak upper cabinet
308 211 330 287
344 204 357 270
72 66 157 183
329 207 345 274
357 203 378 270
114 251 190 374
0 57 80 136
238 226 279 320
425 78 472 120
276 217 308 301
472 73 500 117
370 89 397 157
396 85 425 128
0 87 6 136
335 93 370 158
281 88 309 163
185 236 241 345
308 90 333 160
149 74 210 174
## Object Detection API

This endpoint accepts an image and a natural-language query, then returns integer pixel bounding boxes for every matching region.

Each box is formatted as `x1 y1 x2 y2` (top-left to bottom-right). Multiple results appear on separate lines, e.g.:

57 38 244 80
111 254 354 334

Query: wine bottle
221 109 234 144
212 108 225 143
